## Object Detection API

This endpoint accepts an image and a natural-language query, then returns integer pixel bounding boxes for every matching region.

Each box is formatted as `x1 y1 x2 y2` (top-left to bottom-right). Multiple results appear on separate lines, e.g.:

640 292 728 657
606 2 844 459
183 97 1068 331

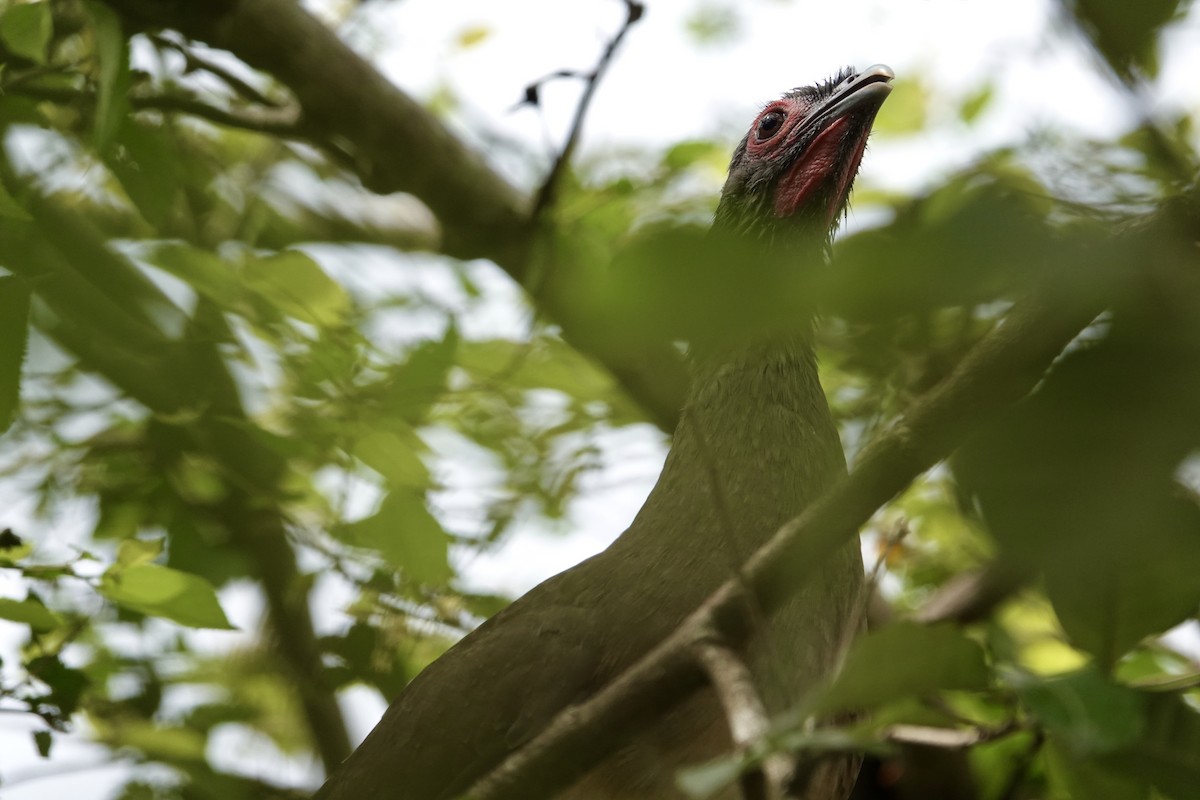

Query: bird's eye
755 110 786 141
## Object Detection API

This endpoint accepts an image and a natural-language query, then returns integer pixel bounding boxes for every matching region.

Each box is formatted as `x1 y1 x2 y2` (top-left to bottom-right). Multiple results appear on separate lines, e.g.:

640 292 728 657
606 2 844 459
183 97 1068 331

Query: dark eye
755 110 786 141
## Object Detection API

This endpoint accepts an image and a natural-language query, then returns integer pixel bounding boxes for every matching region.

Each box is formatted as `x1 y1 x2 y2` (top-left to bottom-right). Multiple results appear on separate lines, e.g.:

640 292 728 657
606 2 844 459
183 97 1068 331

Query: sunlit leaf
0 596 58 632
241 250 350 327
100 564 236 629
455 24 491 49
115 537 165 568
341 491 451 583
351 426 430 489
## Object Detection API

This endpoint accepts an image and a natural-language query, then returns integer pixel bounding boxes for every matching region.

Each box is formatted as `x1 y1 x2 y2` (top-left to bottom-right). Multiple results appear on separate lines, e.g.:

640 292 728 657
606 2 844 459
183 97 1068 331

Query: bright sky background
2 0 1199 797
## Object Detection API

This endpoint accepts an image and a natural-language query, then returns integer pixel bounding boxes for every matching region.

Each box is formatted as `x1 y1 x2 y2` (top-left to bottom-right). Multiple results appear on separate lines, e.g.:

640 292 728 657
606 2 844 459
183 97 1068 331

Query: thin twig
530 0 644 217
149 31 284 107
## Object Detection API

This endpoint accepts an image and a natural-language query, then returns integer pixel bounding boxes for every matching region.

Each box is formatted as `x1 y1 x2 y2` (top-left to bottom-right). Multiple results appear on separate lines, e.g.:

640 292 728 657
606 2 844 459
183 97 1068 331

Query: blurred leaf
683 3 740 45
32 729 52 758
958 83 995 124
661 140 723 173
1107 693 1200 799
386 326 458 422
144 242 244 310
107 120 181 228
1068 0 1183 78
957 296 1200 665
0 176 31 220
351 426 430 489
0 596 58 632
87 0 131 152
814 622 989 713
454 24 490 49
1045 740 1149 800
871 76 927 135
341 491 451 584
676 754 746 799
27 655 89 718
115 537 165 568
0 276 30 433
0 1 52 64
100 563 236 629
242 250 350 327
1016 667 1144 754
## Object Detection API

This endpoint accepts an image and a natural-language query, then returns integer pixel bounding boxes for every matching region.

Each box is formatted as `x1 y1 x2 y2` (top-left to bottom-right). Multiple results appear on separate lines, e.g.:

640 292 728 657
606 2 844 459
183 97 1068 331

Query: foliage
0 1 1196 799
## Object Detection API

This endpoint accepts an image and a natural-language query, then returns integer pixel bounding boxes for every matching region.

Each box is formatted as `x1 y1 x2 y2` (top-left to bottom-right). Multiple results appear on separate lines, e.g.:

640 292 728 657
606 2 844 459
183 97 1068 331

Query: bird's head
714 65 893 248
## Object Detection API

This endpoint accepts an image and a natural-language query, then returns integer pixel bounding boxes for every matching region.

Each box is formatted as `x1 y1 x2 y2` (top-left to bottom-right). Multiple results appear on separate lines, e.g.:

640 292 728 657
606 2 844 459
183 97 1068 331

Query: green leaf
114 537 165 568
144 243 244 310
814 622 989 713
241 250 350 327
32 729 52 758
107 120 181 228
0 276 30 433
676 754 746 799
0 176 31 220
1070 0 1182 78
958 83 995 124
86 1 131 152
100 563 236 629
385 325 458 422
340 491 450 583
0 596 58 632
351 426 430 489
0 1 52 64
1016 667 1144 754
1107 693 1200 800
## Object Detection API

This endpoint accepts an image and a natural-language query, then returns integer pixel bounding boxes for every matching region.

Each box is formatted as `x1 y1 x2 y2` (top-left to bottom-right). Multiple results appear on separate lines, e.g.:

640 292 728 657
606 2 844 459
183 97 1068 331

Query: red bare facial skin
744 97 874 229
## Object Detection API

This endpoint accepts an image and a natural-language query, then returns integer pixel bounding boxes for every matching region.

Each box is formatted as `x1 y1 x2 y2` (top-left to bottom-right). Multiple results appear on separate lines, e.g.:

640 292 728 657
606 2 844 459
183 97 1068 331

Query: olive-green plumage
316 65 892 800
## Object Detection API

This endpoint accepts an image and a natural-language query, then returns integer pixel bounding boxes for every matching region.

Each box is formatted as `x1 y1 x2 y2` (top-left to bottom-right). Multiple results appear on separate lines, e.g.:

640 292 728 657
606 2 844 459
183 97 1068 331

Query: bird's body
316 66 892 800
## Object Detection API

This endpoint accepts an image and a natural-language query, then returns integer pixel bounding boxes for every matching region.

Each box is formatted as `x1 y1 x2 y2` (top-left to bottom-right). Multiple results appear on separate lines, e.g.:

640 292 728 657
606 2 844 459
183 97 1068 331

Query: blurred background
0 1 1198 798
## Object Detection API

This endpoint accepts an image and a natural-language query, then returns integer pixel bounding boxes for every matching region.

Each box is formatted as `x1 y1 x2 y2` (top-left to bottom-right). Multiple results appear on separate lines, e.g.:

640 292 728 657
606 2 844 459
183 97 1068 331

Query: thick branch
104 0 530 266
99 0 690 433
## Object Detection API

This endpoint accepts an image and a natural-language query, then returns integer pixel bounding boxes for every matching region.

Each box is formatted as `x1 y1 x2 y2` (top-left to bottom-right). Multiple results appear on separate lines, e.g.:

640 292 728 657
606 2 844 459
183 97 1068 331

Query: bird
315 64 894 800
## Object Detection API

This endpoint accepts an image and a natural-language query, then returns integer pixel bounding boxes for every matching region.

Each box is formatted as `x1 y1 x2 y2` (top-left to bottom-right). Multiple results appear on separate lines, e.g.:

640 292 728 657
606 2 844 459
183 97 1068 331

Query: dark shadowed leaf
87 1 131 152
0 276 30 433
1069 0 1183 77
1106 693 1200 800
1016 667 1144 754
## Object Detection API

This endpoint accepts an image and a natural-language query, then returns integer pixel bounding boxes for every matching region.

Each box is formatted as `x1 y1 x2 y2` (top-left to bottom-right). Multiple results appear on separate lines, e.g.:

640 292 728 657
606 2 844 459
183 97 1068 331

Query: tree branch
99 0 691 433
530 0 644 217
692 628 794 800
459 250 1146 798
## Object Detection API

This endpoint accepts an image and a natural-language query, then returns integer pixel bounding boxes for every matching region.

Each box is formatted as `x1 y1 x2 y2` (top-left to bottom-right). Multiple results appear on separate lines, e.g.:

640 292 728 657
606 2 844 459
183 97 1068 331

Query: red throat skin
772 116 871 228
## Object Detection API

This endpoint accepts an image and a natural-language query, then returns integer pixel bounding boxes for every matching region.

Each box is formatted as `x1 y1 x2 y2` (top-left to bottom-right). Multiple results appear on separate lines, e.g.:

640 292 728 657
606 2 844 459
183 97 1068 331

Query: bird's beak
801 64 894 138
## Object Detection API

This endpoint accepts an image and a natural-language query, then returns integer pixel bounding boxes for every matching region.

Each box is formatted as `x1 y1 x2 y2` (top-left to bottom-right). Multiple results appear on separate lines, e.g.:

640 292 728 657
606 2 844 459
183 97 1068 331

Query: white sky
2 1 1199 797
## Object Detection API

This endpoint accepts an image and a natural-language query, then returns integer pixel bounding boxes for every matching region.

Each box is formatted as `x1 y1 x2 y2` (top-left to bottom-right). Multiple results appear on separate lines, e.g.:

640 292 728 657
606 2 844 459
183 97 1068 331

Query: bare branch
692 628 794 800
531 0 645 217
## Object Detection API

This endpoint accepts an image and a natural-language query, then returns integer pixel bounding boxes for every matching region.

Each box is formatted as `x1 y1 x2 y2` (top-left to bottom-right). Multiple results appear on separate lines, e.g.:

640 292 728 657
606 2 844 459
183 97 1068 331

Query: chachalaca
315 64 894 800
